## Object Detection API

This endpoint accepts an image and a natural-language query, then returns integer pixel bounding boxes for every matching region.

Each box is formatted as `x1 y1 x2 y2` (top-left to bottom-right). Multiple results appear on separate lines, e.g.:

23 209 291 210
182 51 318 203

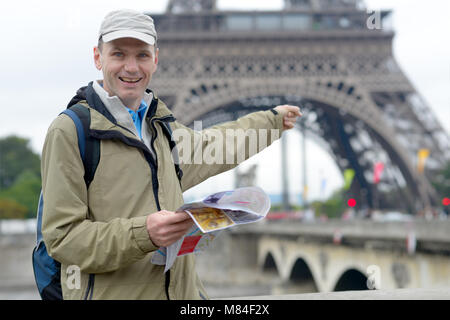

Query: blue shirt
126 100 148 138
98 82 148 139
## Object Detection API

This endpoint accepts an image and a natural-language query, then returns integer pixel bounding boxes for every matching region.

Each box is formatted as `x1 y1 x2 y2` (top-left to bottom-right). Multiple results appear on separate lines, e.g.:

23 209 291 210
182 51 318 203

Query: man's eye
113 52 123 57
139 53 149 58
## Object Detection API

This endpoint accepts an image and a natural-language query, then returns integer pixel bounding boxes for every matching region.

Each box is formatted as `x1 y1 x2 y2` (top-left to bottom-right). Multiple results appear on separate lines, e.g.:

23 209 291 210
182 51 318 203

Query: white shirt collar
92 80 154 137
92 79 153 110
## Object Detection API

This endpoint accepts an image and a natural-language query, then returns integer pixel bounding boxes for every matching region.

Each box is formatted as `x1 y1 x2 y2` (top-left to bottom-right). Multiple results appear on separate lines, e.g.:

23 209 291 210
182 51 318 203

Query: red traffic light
443 198 450 206
347 198 356 207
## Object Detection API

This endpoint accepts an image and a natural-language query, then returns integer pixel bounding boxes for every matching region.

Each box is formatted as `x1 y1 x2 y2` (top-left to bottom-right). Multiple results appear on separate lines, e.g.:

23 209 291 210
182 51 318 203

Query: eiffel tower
148 0 450 214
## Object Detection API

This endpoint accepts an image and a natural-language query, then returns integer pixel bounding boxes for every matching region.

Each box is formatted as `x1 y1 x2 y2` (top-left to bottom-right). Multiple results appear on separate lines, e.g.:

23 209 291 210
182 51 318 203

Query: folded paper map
151 186 270 272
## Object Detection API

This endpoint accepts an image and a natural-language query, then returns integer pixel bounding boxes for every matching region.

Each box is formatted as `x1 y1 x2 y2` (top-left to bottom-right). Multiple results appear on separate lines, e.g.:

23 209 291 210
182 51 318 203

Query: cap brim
102 30 155 45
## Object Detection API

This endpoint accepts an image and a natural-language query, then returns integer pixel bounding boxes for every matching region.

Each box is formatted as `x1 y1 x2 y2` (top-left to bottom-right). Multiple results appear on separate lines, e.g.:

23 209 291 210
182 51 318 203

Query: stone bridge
195 219 450 297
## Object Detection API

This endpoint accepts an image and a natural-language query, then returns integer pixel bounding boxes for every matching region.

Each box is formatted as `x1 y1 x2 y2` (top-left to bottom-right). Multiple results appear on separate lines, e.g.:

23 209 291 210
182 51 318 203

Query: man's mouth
119 77 142 83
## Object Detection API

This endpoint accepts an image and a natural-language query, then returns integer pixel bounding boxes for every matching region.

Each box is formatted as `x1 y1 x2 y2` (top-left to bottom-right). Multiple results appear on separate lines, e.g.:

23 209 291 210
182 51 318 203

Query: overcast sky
0 0 448 202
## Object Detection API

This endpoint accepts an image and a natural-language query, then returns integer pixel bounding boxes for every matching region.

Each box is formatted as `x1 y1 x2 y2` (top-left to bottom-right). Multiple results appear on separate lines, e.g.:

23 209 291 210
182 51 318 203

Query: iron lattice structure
147 0 450 213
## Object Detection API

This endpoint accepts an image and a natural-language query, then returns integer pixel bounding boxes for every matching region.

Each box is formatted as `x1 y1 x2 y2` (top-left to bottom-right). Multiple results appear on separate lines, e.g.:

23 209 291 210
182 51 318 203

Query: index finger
164 210 192 224
285 105 302 116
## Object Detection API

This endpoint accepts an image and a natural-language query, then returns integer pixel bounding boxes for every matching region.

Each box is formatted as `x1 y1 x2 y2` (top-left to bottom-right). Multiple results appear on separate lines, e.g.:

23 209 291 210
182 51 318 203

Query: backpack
32 103 182 300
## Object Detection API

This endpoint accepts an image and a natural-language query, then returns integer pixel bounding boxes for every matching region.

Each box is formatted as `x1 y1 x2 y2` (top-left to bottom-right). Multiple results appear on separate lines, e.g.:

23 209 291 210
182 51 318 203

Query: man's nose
124 57 139 73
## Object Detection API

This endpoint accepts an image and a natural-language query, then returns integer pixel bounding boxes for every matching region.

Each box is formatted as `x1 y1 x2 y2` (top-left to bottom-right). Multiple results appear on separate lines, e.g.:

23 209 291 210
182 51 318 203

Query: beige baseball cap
99 9 157 45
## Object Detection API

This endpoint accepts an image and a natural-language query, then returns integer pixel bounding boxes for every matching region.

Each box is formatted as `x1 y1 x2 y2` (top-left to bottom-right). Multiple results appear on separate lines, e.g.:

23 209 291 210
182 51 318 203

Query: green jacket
41 84 284 299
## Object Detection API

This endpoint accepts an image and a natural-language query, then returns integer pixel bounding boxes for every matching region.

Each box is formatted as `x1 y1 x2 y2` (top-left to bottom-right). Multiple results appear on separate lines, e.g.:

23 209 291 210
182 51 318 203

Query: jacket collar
68 82 174 134
92 79 154 110
92 80 152 138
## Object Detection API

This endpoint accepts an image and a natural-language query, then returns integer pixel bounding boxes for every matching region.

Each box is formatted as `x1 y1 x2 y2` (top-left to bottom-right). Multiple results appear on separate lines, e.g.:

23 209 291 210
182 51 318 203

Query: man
41 9 301 300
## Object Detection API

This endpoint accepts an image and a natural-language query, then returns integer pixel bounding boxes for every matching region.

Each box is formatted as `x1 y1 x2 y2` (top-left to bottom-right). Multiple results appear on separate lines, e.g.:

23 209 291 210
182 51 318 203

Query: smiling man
39 9 301 300
94 34 158 111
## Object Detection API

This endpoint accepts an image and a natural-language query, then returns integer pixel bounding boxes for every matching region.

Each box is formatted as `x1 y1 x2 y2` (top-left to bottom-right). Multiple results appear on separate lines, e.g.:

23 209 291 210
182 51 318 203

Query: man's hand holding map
151 186 270 272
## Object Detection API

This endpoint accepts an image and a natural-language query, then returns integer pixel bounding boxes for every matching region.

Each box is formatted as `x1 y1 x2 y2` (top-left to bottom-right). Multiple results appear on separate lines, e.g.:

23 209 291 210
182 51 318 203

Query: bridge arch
175 80 433 212
258 247 283 279
258 238 324 291
288 257 319 293
333 268 368 292
262 252 279 274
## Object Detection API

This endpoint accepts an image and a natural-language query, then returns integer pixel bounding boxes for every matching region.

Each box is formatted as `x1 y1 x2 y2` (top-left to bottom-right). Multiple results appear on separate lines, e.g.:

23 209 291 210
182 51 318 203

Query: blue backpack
32 104 100 300
32 103 183 300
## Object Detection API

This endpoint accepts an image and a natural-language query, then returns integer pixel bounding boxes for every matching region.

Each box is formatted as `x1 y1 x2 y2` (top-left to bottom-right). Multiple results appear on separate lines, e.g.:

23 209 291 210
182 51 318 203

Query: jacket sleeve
171 109 285 192
41 115 158 274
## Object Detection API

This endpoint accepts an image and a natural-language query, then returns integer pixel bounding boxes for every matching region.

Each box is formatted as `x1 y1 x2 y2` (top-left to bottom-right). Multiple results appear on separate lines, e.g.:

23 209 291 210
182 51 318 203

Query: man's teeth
120 77 141 83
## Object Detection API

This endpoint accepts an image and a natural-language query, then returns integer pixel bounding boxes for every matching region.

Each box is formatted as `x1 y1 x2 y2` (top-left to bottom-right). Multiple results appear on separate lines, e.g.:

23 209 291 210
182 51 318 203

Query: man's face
93 37 158 109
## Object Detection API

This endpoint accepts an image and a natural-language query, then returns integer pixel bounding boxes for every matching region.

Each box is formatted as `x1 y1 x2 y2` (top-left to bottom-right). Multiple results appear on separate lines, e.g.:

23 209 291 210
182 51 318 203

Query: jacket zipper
90 115 176 300
91 126 160 209
149 115 175 169
84 274 95 300
149 115 175 300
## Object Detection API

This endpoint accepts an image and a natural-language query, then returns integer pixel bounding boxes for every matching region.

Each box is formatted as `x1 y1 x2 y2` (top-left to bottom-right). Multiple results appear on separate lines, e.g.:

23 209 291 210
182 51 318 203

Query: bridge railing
0 219 36 235
231 219 450 255
219 288 450 300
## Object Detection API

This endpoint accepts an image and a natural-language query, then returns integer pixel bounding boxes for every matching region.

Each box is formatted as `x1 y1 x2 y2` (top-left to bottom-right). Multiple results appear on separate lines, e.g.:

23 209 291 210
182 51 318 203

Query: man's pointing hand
274 105 302 130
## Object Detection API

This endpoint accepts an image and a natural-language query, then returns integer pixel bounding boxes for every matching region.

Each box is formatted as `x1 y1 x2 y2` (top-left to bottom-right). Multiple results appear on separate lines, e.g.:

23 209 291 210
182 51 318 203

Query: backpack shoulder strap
36 106 90 244
60 104 100 188
32 104 99 301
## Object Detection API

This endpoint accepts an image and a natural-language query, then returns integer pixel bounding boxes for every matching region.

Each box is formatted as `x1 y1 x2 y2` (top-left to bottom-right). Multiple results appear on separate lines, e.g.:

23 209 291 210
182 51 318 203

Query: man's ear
93 46 102 70
154 47 159 65
152 47 159 73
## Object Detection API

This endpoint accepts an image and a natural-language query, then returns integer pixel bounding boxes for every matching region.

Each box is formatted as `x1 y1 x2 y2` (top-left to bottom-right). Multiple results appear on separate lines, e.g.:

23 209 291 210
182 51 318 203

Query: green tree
0 169 41 218
0 135 41 190
0 198 28 219
311 188 345 219
432 161 450 200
